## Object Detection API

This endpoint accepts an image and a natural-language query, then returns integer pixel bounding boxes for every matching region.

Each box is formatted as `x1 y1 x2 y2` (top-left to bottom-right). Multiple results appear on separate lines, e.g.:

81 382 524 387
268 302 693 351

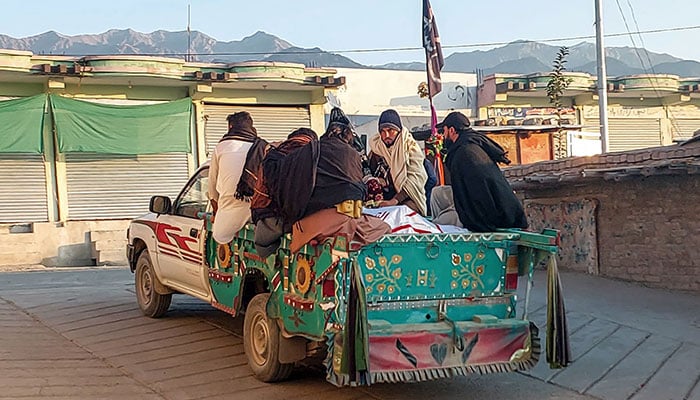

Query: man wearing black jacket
431 111 528 232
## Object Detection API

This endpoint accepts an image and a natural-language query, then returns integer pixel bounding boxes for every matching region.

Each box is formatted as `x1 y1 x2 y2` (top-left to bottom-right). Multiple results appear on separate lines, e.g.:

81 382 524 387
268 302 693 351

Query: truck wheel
135 250 172 318
243 293 294 382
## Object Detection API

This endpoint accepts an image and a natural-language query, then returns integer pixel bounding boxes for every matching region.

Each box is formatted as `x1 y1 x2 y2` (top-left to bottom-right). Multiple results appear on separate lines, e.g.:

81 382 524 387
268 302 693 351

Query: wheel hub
140 268 153 305
250 314 270 366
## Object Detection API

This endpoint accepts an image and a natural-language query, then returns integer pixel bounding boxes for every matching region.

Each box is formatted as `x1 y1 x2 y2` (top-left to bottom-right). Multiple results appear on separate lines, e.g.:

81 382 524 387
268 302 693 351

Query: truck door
155 167 210 298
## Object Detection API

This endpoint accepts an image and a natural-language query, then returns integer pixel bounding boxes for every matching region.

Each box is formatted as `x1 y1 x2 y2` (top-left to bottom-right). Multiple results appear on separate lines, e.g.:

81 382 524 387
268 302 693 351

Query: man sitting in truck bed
432 111 528 232
251 127 319 258
208 111 267 244
275 107 390 252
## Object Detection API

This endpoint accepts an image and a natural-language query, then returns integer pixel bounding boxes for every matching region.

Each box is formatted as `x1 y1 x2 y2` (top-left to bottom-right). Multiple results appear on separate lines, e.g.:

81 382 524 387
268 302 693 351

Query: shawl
445 133 527 232
369 127 428 215
305 135 366 217
262 131 320 227
220 125 268 201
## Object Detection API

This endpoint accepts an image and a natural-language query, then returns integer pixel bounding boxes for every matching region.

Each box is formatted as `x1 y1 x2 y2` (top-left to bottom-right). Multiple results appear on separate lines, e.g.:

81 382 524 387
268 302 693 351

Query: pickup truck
127 164 564 386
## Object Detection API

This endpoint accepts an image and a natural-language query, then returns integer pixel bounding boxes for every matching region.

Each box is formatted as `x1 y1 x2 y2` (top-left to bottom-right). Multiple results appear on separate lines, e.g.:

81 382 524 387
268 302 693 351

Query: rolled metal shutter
607 119 662 152
0 154 48 223
670 119 700 140
203 104 311 156
64 153 189 220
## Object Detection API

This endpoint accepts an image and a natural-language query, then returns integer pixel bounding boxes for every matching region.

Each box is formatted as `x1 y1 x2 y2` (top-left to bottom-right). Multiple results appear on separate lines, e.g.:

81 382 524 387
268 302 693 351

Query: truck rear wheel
244 293 294 382
135 249 172 318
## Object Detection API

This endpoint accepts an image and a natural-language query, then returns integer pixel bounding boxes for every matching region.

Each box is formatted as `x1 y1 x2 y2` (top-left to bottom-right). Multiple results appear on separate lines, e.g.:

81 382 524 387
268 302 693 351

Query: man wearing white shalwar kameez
208 112 267 244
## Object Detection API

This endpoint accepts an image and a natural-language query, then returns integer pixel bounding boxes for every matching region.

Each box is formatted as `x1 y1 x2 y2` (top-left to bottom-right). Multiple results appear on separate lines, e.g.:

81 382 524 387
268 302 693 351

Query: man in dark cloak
284 107 390 252
251 127 318 257
432 111 528 232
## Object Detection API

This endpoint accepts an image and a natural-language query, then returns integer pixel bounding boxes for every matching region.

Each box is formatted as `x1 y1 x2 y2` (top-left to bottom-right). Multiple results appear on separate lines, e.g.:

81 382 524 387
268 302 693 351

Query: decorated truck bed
127 165 566 387
221 226 558 385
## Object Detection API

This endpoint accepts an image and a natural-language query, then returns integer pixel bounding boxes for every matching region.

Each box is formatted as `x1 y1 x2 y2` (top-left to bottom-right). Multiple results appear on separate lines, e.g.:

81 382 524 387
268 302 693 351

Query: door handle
189 228 199 238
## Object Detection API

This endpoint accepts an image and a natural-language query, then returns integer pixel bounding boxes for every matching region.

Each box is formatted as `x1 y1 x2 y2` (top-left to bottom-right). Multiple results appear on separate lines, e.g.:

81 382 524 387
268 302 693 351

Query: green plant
546 47 573 159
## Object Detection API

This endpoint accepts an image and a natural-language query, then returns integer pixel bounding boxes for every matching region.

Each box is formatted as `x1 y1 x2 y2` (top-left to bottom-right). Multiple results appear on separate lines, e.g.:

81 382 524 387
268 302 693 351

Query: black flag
422 0 445 97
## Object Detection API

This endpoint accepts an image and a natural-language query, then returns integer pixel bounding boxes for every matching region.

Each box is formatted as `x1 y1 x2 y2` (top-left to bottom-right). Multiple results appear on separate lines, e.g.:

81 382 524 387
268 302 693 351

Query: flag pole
423 0 445 184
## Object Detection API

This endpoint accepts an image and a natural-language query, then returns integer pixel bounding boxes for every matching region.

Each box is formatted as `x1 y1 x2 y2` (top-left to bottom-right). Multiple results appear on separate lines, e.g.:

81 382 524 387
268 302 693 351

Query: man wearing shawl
432 111 528 232
287 107 390 253
208 111 268 244
251 127 318 258
368 109 428 216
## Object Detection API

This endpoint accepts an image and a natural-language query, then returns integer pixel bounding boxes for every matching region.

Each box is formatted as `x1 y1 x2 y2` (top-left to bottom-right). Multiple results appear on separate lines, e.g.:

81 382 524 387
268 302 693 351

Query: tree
546 47 573 159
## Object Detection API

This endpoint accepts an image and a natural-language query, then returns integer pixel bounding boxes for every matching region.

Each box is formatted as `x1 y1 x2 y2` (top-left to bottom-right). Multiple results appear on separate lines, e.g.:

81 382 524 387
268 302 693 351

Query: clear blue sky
2 0 699 65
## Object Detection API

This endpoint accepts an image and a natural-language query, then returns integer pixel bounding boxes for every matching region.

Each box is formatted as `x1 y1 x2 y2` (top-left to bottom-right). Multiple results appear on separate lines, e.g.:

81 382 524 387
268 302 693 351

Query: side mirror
149 196 172 214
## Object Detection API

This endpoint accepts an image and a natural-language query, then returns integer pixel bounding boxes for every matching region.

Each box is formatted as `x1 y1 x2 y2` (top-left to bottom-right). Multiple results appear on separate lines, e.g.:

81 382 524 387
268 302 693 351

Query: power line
621 0 683 136
60 24 700 58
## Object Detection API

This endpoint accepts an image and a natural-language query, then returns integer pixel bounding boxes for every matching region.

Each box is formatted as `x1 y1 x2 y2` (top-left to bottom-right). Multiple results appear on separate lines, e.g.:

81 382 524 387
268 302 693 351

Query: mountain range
1 29 699 77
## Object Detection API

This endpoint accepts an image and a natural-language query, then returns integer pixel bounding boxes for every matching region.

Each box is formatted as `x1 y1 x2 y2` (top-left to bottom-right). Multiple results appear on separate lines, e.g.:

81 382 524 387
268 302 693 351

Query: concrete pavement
521 270 700 400
0 266 698 400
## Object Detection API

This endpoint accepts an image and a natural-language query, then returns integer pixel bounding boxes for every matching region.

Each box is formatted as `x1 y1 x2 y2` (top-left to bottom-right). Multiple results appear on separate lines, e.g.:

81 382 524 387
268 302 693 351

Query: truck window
173 167 209 219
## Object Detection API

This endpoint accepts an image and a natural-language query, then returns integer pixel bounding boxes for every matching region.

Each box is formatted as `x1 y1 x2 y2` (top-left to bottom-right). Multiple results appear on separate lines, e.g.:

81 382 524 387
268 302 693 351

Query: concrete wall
330 68 477 118
516 172 699 292
0 220 129 267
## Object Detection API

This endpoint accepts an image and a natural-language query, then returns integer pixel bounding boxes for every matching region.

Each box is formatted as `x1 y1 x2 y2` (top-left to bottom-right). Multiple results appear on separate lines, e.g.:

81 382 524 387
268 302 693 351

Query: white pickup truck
127 164 565 386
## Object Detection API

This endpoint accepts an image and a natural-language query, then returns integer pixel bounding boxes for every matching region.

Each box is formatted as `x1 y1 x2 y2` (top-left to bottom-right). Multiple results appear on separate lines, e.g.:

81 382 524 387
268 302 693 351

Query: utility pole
187 4 192 62
595 0 610 153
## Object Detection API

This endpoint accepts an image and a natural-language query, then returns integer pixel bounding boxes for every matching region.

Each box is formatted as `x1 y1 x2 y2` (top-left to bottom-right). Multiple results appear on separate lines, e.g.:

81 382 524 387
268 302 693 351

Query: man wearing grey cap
432 111 528 232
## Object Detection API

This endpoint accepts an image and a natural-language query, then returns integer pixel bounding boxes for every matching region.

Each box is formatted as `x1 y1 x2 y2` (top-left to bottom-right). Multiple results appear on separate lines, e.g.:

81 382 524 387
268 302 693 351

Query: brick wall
504 138 700 292
519 175 699 291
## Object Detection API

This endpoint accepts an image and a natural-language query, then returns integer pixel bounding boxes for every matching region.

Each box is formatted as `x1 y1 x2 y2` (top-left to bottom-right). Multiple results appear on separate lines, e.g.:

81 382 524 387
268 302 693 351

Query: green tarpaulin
50 95 192 154
0 94 46 154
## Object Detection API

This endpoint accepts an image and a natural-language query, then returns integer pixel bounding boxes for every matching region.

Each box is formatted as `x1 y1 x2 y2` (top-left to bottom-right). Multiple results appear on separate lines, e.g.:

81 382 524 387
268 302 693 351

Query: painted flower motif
451 269 459 278
365 257 375 270
476 265 484 275
392 268 402 279
391 255 402 264
451 253 461 265
461 279 470 289
472 281 479 289
379 256 388 266
451 281 458 289
464 253 472 262
477 252 485 260
365 274 374 282
387 286 395 294
366 287 373 293
377 283 386 293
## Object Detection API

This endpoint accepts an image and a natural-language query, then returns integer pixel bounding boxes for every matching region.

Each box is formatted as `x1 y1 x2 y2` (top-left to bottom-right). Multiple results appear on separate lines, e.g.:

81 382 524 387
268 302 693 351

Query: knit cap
378 109 402 131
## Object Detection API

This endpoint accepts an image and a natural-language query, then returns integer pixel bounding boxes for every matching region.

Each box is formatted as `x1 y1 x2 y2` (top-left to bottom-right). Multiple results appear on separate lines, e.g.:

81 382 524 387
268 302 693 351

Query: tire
135 249 172 318
243 293 294 382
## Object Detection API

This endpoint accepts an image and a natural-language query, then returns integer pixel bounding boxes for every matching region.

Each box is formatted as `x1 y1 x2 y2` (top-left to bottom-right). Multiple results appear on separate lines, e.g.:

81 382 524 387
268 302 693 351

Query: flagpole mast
422 0 445 185
595 0 610 153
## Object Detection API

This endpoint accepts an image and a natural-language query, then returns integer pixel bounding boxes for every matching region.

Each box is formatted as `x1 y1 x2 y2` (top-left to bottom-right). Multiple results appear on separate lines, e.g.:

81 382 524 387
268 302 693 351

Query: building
0 49 342 266
326 68 477 137
478 72 700 154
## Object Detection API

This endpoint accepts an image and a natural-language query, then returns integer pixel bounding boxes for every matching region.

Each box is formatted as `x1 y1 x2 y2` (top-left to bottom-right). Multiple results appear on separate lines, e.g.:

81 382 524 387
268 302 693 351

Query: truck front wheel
243 293 294 382
135 249 172 318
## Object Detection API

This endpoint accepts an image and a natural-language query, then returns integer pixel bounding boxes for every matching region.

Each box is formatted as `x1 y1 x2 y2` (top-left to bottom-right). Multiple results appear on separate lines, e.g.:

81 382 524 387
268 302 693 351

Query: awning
0 94 46 154
50 95 192 154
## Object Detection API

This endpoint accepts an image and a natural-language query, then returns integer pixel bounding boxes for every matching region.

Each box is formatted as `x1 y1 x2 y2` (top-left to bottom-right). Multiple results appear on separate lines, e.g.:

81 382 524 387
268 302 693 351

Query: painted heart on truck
430 342 448 365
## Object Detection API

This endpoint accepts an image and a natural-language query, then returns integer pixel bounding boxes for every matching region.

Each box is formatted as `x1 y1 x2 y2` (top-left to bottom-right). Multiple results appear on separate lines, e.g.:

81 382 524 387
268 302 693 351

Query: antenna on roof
187 3 191 62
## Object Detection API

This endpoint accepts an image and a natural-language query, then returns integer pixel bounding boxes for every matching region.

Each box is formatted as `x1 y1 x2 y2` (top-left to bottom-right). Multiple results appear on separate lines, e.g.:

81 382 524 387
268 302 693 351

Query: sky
1 0 700 66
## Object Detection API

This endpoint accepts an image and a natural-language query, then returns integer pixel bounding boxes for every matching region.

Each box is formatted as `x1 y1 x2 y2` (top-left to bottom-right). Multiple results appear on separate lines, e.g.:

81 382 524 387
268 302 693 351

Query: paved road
1 267 698 399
